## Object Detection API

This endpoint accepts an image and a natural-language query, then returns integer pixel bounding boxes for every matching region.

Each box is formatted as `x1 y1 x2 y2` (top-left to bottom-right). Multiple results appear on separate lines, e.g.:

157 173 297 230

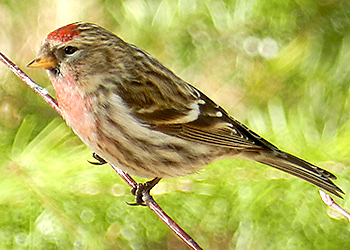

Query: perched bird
28 22 343 200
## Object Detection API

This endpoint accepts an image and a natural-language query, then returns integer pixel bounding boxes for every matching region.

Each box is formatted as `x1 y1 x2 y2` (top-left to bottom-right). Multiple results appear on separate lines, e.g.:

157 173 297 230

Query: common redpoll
28 22 343 198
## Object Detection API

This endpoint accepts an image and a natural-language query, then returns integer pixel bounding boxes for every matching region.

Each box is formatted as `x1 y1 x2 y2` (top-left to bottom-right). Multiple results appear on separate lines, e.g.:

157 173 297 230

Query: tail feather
256 152 344 198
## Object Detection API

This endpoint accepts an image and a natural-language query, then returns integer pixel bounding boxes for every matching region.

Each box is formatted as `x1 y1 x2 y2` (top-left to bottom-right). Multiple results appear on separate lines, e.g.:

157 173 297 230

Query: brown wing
113 45 273 150
115 55 273 151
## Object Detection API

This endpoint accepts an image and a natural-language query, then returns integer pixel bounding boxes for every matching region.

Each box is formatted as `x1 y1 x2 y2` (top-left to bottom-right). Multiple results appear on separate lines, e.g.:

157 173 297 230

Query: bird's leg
88 152 108 165
128 177 161 206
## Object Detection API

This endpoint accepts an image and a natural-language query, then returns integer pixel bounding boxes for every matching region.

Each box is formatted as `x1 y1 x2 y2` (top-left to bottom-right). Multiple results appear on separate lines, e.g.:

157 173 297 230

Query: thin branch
0 53 61 116
319 190 350 222
0 52 202 250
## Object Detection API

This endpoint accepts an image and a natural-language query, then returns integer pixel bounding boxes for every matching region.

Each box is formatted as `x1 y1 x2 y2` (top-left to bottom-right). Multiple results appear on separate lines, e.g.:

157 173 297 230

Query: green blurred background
1 0 350 249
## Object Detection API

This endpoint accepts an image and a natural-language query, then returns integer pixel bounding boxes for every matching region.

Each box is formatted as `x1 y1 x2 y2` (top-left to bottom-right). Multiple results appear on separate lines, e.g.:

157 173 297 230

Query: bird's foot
128 177 161 206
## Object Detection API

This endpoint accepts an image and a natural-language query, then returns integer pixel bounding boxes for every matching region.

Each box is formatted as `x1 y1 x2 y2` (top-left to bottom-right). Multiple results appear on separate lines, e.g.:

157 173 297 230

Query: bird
28 22 344 202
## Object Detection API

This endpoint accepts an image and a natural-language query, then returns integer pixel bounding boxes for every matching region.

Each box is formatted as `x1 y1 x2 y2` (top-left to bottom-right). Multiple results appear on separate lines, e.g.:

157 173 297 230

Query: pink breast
51 75 96 139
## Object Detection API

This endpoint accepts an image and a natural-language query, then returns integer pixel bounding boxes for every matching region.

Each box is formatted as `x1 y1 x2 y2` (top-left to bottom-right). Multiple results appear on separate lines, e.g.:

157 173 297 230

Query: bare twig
0 52 202 250
319 190 350 222
0 53 61 116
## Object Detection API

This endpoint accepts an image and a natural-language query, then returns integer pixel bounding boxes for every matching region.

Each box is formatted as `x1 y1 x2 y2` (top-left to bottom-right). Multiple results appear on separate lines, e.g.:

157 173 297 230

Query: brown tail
255 151 344 198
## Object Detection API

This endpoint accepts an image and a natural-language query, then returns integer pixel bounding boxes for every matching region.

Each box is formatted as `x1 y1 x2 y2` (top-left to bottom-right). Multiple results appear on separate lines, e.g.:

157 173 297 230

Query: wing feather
115 46 278 150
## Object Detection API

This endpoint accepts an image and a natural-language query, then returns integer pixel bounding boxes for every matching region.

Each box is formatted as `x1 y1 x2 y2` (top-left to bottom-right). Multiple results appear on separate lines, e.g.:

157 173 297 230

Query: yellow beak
27 56 57 69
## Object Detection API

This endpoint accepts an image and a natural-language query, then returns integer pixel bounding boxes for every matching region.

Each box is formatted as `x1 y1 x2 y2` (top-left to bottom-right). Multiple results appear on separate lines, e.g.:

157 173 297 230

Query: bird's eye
64 46 78 55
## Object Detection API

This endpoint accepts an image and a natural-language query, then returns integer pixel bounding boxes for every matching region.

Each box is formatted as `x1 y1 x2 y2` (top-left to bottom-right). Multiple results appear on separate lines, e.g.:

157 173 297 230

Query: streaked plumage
28 22 344 198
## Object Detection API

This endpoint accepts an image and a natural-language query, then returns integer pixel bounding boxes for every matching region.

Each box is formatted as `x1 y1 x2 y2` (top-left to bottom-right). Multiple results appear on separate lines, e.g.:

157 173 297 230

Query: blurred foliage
1 0 350 249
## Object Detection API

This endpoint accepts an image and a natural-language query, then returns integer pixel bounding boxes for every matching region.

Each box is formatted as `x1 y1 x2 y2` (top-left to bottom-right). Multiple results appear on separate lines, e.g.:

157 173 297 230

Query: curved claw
88 152 107 165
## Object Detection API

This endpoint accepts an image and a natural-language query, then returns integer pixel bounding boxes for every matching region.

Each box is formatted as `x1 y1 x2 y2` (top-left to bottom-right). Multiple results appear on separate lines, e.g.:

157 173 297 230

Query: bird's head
28 22 124 79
